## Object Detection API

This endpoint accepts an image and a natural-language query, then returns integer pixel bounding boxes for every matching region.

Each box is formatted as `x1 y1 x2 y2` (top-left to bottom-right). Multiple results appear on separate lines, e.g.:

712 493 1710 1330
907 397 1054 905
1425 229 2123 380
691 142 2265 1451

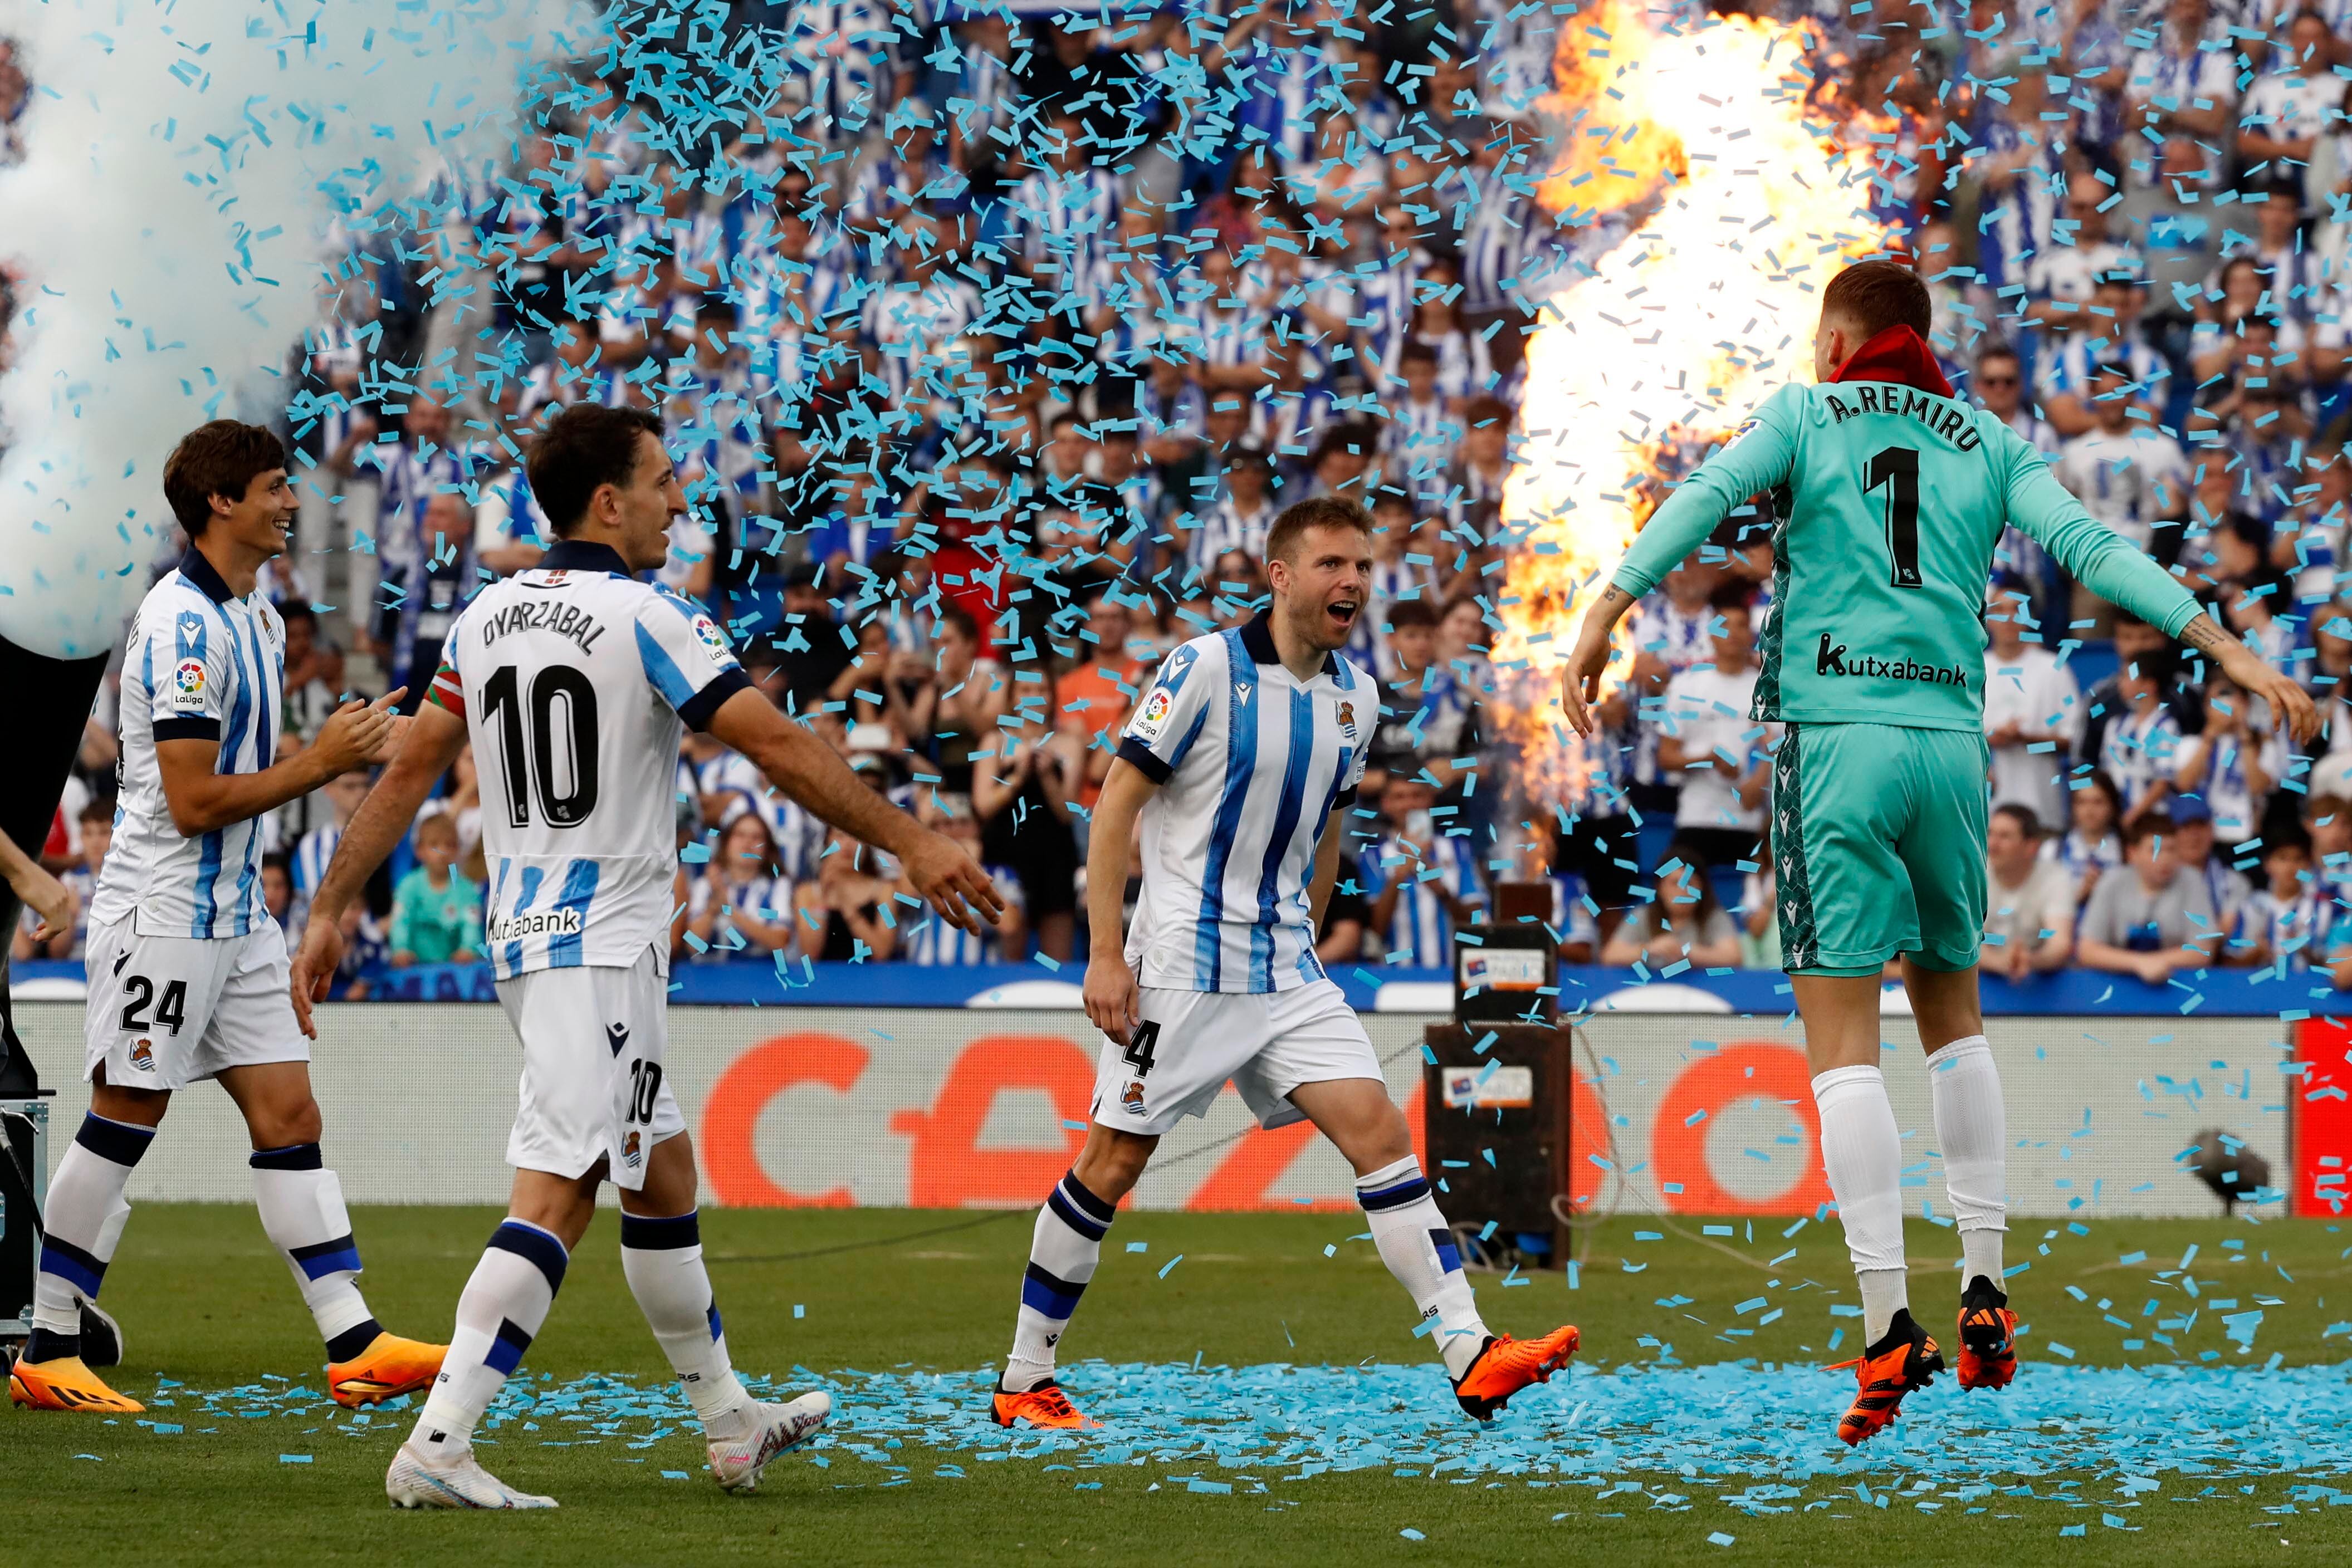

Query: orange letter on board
889 1035 1094 1207
1649 1043 1831 1216
703 1033 869 1207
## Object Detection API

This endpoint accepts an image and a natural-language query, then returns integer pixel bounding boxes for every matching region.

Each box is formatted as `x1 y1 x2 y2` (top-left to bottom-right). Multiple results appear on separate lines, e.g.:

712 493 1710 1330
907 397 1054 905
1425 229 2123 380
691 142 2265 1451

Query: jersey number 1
482 664 601 828
1864 445 1925 589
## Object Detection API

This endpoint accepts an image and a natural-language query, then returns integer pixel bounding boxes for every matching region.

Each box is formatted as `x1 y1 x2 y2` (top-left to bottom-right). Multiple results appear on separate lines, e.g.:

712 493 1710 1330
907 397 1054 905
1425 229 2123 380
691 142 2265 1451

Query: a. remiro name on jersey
1612 375 2202 732
1115 615 1372 994
92 550 287 939
430 538 750 981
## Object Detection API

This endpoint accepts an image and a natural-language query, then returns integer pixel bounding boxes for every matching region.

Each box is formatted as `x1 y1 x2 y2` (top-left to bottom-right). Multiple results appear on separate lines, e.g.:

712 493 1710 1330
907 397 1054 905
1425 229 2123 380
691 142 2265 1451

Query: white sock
1925 1035 2007 1291
251 1144 378 1352
1356 1155 1489 1379
1006 1169 1113 1393
410 1218 566 1458
620 1211 752 1440
1813 1065 1909 1344
28 1114 150 1359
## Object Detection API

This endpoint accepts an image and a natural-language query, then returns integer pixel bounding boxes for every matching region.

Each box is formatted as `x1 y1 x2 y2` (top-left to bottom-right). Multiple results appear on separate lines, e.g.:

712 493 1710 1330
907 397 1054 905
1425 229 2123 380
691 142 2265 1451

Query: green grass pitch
14 1205 2352 1565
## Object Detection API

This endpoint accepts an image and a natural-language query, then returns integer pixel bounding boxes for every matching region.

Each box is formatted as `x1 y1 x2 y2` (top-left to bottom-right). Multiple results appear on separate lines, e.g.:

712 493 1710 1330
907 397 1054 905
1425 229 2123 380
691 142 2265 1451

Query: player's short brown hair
1265 495 1373 566
162 420 288 536
1822 259 1932 341
527 403 666 537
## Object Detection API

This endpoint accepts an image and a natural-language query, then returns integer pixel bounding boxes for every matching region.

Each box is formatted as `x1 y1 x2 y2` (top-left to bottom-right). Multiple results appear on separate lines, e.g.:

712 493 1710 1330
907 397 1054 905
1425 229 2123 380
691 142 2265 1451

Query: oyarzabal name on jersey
479 598 606 655
486 907 586 943
1823 384 1982 450
1817 634 1969 688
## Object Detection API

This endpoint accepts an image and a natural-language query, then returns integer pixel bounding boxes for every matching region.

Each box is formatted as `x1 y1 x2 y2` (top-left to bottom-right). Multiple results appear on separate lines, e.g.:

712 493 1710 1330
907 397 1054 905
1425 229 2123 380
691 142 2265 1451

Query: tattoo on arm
2182 618 2228 654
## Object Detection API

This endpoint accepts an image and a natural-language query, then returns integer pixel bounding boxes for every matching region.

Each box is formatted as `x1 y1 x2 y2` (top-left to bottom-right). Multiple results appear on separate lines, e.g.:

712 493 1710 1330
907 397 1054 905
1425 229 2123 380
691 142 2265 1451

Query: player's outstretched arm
2003 444 2320 745
155 689 405 837
1561 388 1800 735
1082 758 1156 1042
289 698 468 1038
705 686 1004 935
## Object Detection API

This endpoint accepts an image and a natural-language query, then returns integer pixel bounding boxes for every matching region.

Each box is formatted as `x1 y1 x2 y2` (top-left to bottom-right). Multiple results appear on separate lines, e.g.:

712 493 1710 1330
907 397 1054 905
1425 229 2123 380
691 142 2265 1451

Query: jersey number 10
481 664 601 828
1863 445 1925 589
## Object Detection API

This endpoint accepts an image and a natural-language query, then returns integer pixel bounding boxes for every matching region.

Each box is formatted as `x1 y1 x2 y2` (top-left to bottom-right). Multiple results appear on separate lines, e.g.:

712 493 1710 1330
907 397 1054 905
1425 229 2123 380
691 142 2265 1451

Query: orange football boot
1451 1325 1580 1420
9 1355 143 1413
990 1379 1098 1430
1829 1309 1943 1446
1955 1277 2018 1392
329 1332 447 1408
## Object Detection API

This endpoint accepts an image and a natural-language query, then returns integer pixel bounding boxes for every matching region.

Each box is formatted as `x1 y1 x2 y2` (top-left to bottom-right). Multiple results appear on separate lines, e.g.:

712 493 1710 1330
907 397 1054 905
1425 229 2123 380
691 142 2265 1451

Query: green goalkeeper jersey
1609 378 2203 732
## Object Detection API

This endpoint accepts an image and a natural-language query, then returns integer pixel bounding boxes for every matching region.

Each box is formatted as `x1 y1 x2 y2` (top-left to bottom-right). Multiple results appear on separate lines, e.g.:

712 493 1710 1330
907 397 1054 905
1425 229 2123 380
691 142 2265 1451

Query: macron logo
607 1022 630 1059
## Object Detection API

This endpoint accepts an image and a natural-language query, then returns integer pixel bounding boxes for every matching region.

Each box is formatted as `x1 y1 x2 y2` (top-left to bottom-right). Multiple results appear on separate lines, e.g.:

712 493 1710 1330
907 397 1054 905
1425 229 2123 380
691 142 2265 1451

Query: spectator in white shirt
2053 362 2189 576
1983 803 2078 979
1983 586 2082 829
1657 602 1772 870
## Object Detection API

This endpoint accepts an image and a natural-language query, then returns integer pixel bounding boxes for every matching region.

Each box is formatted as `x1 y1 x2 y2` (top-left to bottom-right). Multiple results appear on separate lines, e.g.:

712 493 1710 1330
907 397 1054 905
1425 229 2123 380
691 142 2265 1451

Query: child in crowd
388 813 482 967
2046 770 2124 907
901 793 1026 964
686 813 795 961
2227 837 2323 969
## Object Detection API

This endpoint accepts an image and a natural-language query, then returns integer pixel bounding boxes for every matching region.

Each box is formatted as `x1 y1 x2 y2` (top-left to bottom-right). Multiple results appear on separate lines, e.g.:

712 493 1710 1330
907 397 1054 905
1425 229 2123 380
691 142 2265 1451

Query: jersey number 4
482 664 601 828
1863 445 1925 589
1122 1020 1161 1078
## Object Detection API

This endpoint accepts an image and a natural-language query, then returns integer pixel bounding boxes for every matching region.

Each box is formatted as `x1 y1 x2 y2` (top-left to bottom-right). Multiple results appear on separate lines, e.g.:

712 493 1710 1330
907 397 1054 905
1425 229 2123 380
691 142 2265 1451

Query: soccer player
1561 261 2320 1444
9 422 444 1415
290 404 1003 1508
989 496 1577 1433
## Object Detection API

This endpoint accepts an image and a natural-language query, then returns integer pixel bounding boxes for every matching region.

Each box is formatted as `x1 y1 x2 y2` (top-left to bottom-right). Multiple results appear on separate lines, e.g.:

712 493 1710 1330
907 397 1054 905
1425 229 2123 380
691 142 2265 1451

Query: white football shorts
82 916 309 1091
495 944 684 1191
1089 978 1384 1136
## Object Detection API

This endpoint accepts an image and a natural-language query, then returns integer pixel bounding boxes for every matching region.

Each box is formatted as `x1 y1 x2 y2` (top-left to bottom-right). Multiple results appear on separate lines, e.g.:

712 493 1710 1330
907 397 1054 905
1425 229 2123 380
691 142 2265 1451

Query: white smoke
0 0 584 659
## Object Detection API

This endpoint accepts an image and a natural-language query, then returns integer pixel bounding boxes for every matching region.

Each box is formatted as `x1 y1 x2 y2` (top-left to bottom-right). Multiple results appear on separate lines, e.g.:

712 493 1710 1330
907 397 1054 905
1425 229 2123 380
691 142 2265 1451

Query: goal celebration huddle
11 261 2315 1505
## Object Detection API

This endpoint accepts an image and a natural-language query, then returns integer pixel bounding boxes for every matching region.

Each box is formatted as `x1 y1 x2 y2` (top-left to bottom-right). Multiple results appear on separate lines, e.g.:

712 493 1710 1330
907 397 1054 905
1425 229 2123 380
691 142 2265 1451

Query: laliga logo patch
171 657 208 712
130 1038 155 1072
690 612 732 670
623 1130 644 1168
1130 687 1173 742
1120 1081 1147 1116
1724 415 1763 449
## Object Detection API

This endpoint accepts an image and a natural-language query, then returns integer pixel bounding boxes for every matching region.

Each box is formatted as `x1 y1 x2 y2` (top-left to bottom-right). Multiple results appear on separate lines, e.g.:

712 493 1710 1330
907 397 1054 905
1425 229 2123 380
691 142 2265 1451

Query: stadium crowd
8 0 2352 986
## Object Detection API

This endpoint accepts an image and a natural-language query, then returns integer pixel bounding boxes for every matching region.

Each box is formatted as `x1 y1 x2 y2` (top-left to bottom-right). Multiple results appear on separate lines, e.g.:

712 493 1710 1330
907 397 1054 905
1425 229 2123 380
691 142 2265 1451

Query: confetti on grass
166 1359 2352 1501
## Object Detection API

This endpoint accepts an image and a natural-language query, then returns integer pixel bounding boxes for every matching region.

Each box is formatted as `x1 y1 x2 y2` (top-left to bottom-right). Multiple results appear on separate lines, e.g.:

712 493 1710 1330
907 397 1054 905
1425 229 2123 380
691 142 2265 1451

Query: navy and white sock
410 1218 567 1457
620 1211 753 1440
1356 1155 1490 1379
1004 1169 1114 1393
251 1143 380 1360
28 1113 152 1364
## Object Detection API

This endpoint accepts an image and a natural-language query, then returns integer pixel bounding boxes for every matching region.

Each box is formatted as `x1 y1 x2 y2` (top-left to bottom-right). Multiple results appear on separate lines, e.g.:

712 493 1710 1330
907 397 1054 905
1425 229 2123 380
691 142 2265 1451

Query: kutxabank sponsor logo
1816 634 1968 688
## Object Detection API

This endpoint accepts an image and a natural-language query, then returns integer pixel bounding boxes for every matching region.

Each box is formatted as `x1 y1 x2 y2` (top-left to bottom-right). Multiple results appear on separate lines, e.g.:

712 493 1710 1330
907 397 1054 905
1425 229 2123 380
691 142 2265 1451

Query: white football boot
707 1391 831 1493
386 1439 558 1510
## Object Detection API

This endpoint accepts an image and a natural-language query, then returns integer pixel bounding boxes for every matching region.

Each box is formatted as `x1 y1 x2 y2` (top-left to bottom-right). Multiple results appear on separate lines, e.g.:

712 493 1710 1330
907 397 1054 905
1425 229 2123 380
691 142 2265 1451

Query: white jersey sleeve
635 585 750 728
146 593 238 745
1115 634 1229 783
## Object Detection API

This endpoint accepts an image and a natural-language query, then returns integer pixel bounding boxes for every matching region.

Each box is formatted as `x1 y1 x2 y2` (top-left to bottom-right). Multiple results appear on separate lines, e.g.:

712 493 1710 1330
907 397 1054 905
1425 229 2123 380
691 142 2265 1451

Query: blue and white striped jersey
92 550 287 939
431 538 753 981
1114 615 1372 994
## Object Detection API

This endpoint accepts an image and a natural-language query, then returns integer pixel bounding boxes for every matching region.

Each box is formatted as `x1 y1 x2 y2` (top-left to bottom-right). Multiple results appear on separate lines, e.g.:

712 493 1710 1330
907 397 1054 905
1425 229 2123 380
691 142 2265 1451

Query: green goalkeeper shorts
1770 721 1988 977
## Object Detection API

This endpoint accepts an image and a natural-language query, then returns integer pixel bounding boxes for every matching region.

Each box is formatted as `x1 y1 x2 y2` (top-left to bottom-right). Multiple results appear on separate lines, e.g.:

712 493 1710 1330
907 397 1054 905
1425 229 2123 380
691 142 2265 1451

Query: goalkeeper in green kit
1562 260 2318 1445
